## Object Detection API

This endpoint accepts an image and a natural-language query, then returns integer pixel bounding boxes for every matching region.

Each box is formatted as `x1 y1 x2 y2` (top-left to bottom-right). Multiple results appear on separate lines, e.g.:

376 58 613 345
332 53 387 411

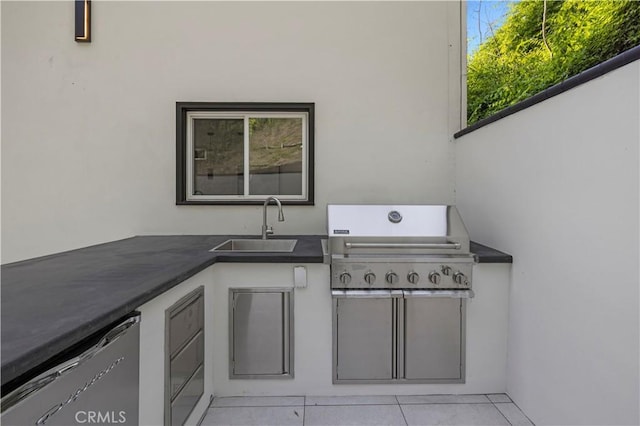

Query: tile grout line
398 402 494 405
501 397 537 426
396 395 410 426
210 405 306 408
302 395 306 426
488 394 513 426
213 401 502 408
302 403 406 407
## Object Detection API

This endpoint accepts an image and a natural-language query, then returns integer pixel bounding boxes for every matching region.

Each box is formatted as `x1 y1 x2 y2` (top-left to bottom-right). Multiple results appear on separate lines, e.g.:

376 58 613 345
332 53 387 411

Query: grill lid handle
344 242 461 250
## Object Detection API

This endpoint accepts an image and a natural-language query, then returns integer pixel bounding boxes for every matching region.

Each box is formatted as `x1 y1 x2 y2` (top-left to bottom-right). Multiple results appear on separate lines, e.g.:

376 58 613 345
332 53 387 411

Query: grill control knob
428 271 441 285
385 272 399 285
453 272 468 285
407 272 420 284
364 272 376 285
339 272 352 285
441 265 453 276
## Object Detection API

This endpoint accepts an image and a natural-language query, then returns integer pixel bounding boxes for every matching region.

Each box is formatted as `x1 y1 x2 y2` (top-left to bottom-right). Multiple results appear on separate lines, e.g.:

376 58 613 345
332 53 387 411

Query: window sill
176 200 315 206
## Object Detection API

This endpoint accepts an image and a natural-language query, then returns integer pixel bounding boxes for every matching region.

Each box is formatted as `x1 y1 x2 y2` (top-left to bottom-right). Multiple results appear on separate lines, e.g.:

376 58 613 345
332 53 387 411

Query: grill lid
327 205 470 255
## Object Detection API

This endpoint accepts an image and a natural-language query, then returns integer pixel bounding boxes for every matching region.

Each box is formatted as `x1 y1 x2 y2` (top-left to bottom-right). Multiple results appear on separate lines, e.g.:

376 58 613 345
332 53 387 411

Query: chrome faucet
262 197 285 239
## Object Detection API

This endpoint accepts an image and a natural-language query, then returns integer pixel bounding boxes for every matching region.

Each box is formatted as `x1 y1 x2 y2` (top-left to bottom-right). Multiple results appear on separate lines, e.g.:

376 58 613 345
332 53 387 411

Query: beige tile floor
200 394 534 426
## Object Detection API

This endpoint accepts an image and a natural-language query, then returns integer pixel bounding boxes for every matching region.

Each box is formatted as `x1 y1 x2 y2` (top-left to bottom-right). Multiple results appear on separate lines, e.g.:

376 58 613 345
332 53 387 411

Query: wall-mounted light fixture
75 0 91 42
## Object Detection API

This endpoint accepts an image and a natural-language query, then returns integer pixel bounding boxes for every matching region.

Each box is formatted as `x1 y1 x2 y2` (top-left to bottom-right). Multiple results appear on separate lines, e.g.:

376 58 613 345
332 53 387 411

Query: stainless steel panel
168 289 204 357
230 289 294 378
321 238 330 264
403 297 463 381
1 316 140 426
334 297 395 381
327 205 470 255
169 331 204 400
282 293 291 375
330 258 473 290
170 365 204 426
331 290 403 298
396 299 404 381
403 290 474 299
328 205 450 237
327 204 471 384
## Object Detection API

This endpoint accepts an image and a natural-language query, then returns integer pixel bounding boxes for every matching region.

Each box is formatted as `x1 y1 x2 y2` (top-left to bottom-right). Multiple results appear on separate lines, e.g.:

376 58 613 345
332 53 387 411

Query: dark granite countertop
0 235 324 388
471 241 513 263
1 235 511 388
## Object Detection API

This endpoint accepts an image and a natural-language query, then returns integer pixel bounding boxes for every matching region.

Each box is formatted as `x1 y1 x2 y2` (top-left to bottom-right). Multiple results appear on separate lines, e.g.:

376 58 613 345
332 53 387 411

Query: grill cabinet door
335 296 395 381
403 296 462 381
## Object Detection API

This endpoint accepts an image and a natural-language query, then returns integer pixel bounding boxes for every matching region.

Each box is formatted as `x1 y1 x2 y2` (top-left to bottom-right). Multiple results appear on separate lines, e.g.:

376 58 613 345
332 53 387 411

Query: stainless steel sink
210 239 298 253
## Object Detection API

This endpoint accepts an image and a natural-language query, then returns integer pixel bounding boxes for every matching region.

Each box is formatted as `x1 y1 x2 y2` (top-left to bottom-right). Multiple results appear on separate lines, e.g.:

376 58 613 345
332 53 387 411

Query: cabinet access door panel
336 298 394 381
232 291 287 376
403 298 462 380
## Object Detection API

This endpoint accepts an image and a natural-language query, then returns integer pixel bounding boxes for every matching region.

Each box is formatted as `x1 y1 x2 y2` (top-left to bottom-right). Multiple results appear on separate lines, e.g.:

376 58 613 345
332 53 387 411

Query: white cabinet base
211 263 510 396
136 261 510 420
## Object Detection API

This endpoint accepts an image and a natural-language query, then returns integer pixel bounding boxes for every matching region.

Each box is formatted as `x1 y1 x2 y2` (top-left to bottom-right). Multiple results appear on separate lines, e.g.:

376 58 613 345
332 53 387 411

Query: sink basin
210 239 298 253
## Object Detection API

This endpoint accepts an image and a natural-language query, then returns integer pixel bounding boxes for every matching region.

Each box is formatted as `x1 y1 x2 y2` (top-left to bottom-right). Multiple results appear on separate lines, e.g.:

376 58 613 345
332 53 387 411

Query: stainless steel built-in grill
328 205 475 384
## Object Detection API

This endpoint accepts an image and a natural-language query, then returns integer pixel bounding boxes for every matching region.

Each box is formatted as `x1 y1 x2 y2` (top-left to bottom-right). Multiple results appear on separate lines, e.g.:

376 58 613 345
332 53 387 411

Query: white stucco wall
455 62 640 425
1 1 462 263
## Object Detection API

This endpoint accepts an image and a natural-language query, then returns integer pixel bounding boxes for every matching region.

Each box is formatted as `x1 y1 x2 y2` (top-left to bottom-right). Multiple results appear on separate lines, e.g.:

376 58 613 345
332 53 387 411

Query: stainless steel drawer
165 287 205 426
168 290 204 356
170 365 204 426
169 331 204 399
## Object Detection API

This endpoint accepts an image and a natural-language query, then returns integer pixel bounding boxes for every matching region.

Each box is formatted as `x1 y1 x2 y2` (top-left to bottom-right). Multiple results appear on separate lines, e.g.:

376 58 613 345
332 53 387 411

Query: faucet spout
262 197 285 239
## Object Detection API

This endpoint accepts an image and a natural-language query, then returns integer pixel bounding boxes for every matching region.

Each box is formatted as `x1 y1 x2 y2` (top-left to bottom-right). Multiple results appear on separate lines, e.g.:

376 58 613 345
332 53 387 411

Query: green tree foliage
467 0 640 124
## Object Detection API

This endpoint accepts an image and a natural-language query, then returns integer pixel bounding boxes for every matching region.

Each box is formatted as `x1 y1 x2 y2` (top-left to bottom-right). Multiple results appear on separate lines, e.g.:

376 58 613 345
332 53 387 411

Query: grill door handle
403 290 474 299
344 242 461 250
331 290 403 299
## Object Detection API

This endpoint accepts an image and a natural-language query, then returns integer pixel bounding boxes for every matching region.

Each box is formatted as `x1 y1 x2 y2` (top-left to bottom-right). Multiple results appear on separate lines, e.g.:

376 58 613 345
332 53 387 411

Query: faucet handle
265 226 274 236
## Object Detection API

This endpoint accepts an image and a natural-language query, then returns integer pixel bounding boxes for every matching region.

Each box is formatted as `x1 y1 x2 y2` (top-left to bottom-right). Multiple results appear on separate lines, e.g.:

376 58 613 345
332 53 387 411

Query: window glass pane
193 118 244 196
248 118 303 196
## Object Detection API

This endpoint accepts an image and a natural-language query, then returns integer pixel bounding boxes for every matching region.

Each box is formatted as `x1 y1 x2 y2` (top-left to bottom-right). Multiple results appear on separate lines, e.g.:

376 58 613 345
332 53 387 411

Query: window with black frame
176 103 314 205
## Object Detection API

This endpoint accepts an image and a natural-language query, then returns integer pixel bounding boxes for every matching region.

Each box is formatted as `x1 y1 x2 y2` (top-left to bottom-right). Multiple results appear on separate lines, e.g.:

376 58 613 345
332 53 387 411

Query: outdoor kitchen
1 1 638 426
